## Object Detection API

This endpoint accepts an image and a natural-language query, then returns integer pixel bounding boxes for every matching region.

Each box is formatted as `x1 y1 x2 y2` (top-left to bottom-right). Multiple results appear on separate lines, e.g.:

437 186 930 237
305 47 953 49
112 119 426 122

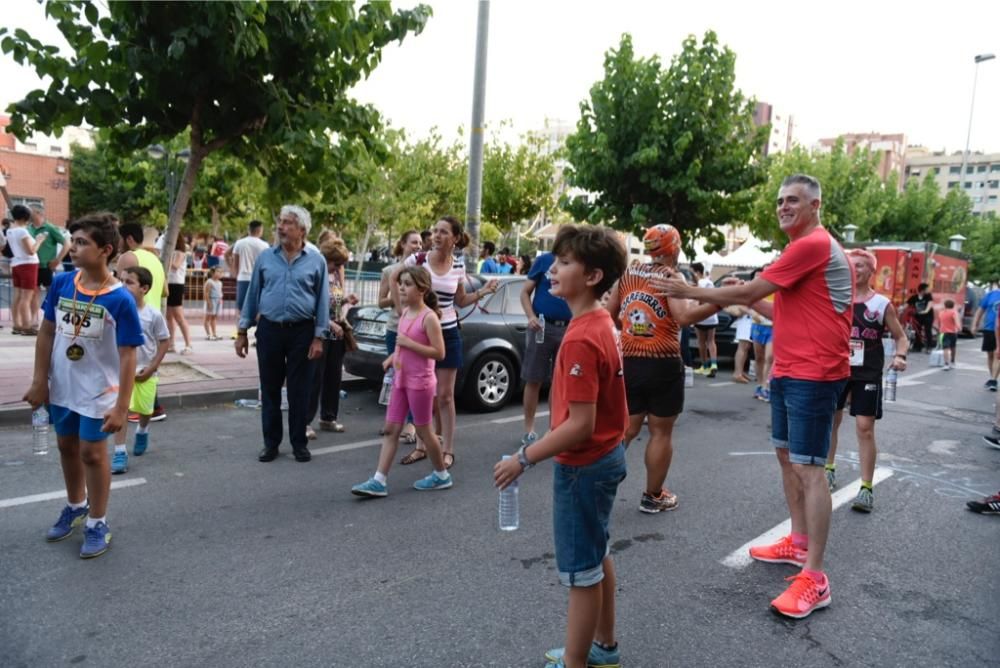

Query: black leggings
308 337 346 423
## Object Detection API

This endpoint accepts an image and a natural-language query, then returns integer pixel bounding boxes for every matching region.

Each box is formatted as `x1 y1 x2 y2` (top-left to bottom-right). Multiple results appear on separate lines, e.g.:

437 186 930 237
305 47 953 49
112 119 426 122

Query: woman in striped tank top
396 216 498 469
605 224 727 514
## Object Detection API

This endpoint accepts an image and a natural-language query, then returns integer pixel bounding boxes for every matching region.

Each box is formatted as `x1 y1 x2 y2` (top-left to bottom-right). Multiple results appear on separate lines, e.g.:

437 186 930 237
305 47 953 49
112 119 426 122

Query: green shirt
28 221 66 266
134 248 166 312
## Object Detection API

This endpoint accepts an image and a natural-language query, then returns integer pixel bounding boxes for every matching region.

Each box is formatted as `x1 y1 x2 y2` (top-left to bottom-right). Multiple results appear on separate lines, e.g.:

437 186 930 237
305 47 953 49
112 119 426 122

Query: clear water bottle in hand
498 455 520 531
535 314 545 344
32 407 50 456
884 368 898 402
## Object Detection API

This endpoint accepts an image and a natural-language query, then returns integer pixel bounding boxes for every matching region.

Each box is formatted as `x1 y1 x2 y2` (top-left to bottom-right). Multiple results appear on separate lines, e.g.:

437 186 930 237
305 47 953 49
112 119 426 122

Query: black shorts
624 356 684 418
837 378 883 419
694 324 717 332
37 267 54 288
941 333 958 349
983 330 997 353
167 283 185 307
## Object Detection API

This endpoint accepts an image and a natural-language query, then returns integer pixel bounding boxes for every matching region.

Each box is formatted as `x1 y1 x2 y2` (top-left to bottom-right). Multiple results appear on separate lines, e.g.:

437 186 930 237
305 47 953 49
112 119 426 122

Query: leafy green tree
747 141 892 248
482 128 557 232
964 213 1000 283
563 32 767 251
2 0 430 270
69 132 158 222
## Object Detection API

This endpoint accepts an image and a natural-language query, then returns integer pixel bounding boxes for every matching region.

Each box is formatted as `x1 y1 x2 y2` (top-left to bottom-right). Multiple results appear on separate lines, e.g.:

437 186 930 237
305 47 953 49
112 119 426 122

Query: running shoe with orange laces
770 572 831 618
748 535 807 566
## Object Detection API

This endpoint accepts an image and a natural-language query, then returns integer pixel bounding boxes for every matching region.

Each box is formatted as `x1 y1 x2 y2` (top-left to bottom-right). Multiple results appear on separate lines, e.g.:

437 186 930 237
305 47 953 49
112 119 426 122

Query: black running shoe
966 493 1000 514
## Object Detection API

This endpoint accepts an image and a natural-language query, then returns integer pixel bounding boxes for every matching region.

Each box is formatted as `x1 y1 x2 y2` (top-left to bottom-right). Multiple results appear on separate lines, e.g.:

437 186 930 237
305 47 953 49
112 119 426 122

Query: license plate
355 320 385 338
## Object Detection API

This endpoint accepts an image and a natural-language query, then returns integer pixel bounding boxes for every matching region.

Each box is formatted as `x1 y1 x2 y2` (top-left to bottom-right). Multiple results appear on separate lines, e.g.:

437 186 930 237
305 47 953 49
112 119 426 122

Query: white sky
3 0 999 154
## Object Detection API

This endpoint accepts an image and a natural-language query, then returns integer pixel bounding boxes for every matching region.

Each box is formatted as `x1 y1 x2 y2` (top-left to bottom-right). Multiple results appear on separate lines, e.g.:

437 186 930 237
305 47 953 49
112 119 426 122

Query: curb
0 377 371 427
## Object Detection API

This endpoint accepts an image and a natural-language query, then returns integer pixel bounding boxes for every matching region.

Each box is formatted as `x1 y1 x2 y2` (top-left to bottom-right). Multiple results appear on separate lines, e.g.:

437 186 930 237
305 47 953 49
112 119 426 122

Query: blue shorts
49 404 112 442
437 326 463 369
770 377 847 465
553 443 627 587
751 323 773 345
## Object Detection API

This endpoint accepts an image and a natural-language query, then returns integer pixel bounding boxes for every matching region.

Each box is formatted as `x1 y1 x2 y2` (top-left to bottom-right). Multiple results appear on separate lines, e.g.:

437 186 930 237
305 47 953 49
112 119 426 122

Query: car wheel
463 351 516 412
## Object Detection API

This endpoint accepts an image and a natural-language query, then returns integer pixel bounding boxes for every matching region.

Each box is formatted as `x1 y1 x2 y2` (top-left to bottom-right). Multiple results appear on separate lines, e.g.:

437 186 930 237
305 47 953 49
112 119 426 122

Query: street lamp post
958 53 995 212
146 144 191 220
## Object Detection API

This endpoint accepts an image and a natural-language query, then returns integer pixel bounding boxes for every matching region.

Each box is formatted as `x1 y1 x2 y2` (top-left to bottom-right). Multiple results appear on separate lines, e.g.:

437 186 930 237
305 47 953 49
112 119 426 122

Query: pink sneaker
749 535 807 566
770 572 831 618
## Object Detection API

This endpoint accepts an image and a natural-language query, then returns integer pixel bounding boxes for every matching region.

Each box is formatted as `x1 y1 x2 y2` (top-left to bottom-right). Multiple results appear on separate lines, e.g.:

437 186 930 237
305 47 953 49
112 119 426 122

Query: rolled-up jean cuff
559 545 610 588
771 438 789 449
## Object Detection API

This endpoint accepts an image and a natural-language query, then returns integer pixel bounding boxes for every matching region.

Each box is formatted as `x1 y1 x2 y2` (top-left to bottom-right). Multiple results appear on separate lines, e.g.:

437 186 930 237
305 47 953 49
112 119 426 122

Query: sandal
319 420 345 432
443 453 455 470
399 448 427 465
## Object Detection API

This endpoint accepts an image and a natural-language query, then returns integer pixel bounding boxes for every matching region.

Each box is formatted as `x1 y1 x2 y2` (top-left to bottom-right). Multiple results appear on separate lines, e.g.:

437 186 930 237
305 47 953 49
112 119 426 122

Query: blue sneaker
545 642 621 668
133 432 150 456
413 471 453 491
46 504 89 542
111 449 128 474
521 431 538 447
761 387 771 403
351 478 388 498
80 521 112 559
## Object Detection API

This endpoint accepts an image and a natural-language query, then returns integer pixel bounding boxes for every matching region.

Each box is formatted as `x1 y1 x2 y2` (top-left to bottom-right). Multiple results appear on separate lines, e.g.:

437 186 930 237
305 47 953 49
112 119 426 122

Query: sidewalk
0 318 363 425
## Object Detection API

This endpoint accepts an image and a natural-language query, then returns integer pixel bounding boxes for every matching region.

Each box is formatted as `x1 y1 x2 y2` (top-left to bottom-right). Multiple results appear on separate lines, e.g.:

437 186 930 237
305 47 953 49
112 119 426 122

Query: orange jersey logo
617 264 680 358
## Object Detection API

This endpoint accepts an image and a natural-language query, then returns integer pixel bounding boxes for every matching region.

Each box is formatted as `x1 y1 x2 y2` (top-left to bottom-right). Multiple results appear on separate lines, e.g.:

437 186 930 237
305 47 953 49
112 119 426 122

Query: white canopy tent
711 236 778 269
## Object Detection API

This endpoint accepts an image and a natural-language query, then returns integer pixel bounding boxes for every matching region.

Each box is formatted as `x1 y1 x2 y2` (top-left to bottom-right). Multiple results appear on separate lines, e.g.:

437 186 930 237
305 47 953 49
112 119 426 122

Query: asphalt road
1 338 998 668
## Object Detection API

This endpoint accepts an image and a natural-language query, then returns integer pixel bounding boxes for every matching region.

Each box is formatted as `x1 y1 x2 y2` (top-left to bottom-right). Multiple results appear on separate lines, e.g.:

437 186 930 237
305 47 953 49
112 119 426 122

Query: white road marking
708 382 735 387
728 451 777 457
896 367 944 387
0 478 148 510
491 411 548 424
720 467 894 569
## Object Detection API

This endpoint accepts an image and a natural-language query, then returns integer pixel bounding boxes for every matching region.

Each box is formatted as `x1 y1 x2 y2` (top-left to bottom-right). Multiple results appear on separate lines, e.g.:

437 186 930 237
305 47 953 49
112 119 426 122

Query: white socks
373 471 388 485
86 516 106 528
68 500 87 510
114 444 127 453
136 425 149 434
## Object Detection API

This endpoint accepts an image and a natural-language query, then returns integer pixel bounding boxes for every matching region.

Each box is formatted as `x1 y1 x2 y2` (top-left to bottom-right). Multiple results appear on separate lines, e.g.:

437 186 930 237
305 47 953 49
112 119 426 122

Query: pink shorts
12 263 39 289
386 382 436 426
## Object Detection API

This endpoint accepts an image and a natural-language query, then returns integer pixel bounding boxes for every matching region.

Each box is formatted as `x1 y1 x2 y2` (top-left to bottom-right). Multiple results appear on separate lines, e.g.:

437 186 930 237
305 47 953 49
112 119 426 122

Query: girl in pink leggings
351 267 452 497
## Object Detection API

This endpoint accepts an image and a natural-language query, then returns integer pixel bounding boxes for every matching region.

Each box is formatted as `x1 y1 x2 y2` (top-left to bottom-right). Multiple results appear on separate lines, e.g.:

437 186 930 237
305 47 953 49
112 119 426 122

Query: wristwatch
516 444 534 471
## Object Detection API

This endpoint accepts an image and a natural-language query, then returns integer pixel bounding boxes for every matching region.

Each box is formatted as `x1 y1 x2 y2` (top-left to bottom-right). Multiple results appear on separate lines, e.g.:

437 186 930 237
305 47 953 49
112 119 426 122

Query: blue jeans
255 318 316 451
236 281 251 312
770 377 847 465
553 444 627 587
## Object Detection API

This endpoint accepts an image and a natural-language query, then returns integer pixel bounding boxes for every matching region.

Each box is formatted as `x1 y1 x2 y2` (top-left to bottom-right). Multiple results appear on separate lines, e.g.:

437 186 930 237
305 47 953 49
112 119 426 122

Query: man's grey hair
781 174 822 201
280 204 311 234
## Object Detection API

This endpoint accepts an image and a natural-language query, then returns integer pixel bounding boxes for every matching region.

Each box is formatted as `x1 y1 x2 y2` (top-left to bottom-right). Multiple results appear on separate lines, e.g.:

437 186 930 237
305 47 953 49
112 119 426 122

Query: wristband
516 444 534 471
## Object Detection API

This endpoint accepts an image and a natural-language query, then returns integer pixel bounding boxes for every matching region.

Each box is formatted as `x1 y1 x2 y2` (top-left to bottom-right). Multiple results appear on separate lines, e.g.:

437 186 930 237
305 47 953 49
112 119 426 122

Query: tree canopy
563 32 767 252
1 0 431 268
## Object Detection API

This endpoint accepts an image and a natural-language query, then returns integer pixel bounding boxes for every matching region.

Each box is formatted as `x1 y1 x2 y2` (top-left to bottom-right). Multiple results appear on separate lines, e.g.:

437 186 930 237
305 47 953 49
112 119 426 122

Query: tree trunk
158 148 205 276
354 218 376 281
211 205 221 236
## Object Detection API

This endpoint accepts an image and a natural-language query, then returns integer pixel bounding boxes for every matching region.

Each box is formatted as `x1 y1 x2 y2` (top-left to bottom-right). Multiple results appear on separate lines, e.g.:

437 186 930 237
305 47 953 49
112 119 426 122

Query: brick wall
0 150 71 226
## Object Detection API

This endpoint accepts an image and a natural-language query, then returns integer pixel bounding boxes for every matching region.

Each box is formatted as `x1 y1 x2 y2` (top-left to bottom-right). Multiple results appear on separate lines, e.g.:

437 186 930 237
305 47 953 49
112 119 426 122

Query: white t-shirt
232 236 270 281
136 304 170 371
697 277 719 326
7 226 39 267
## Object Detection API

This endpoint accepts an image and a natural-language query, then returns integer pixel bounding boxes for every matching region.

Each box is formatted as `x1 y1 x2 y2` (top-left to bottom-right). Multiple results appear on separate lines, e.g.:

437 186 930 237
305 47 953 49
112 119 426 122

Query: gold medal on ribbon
66 344 85 361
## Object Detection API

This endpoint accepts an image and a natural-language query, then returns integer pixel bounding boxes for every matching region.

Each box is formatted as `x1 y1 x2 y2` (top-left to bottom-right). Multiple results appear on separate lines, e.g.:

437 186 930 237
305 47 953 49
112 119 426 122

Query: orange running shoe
770 572 831 618
748 535 807 566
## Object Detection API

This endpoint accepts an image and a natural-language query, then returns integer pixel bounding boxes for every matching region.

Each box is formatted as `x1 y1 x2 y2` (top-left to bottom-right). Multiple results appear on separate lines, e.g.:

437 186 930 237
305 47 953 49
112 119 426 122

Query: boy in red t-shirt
937 298 961 369
495 224 628 668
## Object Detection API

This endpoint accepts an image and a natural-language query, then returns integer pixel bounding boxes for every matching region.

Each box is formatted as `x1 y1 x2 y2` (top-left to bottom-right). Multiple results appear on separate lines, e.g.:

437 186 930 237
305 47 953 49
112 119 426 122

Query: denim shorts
553 443 627 588
770 377 847 465
49 404 112 442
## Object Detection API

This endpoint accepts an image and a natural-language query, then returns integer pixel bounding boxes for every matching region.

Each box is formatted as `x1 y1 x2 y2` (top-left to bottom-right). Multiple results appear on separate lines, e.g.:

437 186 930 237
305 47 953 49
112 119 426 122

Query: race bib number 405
56 297 106 339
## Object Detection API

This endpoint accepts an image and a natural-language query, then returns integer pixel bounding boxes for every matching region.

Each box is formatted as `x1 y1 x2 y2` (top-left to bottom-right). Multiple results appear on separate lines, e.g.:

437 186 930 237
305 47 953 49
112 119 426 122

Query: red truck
858 242 969 316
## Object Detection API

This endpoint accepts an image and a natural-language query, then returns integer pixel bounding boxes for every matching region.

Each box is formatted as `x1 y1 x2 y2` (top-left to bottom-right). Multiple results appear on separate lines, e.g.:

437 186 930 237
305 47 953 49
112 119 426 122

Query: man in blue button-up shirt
236 205 329 463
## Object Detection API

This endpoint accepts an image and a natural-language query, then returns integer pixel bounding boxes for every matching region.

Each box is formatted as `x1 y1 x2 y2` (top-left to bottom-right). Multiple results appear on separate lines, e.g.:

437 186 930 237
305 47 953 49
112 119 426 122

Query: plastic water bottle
884 368 898 402
280 386 289 411
498 455 520 531
32 407 50 455
235 399 262 409
684 366 694 388
339 389 348 400
378 367 394 406
748 364 757 381
535 314 545 344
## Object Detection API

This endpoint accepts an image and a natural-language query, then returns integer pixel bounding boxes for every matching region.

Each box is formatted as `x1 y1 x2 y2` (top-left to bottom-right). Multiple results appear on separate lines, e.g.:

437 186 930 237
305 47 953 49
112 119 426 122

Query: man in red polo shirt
660 174 853 619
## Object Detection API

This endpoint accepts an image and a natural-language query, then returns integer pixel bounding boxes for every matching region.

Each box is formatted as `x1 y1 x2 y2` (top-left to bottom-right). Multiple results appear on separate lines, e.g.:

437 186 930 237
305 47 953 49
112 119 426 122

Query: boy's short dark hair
918 283 929 292
691 262 705 275
123 265 153 290
944 299 955 309
249 219 264 233
11 204 31 221
551 224 627 297
68 212 121 262
483 241 495 255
